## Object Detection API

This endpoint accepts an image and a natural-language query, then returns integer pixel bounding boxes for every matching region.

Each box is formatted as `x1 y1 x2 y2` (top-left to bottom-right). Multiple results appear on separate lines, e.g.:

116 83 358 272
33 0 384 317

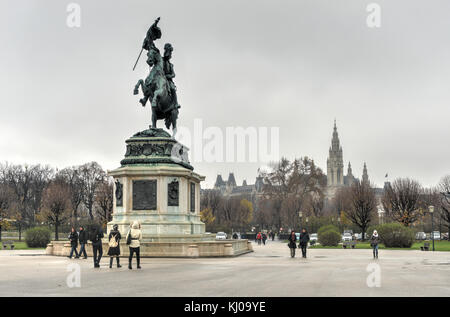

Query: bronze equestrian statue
133 18 180 138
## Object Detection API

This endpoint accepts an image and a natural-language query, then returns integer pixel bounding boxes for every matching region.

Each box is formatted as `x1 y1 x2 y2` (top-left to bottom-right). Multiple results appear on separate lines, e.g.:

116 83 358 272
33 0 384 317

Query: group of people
287 229 381 259
288 229 310 258
255 231 276 245
67 221 143 269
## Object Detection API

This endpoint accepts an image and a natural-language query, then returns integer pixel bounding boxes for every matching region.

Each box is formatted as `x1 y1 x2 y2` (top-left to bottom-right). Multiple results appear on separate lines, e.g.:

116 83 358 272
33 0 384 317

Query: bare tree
79 162 106 220
344 180 377 240
0 182 14 241
200 189 223 218
0 163 53 239
57 166 84 223
382 178 423 227
438 175 450 236
95 180 113 226
261 157 325 231
40 179 71 240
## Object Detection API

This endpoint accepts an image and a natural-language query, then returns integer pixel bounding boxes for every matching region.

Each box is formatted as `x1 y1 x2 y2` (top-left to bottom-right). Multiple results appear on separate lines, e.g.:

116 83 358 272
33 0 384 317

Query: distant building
326 120 366 199
213 172 264 198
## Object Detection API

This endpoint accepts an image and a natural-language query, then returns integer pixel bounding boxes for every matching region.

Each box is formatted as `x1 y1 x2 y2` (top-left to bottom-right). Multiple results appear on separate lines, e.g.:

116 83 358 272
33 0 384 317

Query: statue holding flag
133 17 180 137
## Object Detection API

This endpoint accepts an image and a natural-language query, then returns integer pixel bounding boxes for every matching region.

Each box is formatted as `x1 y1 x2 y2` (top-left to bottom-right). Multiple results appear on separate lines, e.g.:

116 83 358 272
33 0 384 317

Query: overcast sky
1 0 449 189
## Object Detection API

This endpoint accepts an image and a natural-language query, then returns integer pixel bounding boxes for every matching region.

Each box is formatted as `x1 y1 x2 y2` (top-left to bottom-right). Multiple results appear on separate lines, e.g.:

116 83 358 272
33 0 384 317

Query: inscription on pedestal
133 180 157 210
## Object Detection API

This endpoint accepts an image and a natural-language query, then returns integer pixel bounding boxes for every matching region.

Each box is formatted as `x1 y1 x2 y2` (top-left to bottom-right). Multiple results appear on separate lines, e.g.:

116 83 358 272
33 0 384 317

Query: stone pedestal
107 128 211 242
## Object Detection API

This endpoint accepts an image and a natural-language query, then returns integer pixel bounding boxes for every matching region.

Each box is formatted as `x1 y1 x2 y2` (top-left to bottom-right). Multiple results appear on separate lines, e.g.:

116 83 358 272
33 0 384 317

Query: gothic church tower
327 120 344 187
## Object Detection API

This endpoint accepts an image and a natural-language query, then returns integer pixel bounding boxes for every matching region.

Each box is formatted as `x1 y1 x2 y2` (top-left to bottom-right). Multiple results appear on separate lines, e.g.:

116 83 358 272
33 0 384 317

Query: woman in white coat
126 221 143 269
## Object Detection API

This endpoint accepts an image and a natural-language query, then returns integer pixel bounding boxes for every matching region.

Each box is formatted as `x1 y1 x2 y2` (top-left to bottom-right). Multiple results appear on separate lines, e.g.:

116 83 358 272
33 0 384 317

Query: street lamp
298 211 303 230
429 205 435 251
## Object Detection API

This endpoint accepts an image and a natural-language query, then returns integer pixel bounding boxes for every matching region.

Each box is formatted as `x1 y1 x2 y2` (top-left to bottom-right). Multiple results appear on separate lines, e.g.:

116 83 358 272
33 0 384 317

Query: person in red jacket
256 232 262 245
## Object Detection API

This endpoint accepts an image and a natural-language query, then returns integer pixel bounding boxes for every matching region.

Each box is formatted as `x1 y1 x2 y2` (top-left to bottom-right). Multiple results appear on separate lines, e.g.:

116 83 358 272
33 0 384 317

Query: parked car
342 232 352 242
310 233 318 243
416 232 426 240
295 232 300 241
353 233 362 240
442 233 449 240
215 232 227 240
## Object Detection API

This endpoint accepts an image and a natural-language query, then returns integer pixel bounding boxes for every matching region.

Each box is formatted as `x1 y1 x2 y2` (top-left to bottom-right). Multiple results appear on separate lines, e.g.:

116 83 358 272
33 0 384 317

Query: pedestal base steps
46 239 253 258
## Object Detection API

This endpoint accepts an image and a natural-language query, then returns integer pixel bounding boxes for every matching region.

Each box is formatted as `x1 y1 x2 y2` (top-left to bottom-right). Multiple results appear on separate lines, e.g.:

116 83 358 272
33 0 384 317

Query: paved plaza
1 241 450 297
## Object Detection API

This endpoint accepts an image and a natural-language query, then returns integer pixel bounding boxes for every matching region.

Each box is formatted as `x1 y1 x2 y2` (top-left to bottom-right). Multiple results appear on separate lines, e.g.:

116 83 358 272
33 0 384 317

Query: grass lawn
308 240 450 251
1 240 46 250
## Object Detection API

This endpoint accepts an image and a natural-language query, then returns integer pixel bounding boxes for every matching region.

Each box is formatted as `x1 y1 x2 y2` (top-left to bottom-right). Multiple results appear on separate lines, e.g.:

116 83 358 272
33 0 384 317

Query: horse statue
134 47 179 137
133 18 179 138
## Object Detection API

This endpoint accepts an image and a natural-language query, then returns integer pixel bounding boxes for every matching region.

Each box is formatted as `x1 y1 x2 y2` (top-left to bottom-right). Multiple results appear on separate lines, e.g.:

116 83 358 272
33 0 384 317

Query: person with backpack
78 226 88 259
107 224 122 268
288 230 297 258
299 228 310 258
67 227 79 259
90 225 104 268
126 221 142 270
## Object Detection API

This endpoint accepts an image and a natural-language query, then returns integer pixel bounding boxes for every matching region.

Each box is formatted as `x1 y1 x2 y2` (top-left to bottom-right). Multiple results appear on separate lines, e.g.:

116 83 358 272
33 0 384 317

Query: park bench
420 242 430 251
2 240 15 250
342 241 356 249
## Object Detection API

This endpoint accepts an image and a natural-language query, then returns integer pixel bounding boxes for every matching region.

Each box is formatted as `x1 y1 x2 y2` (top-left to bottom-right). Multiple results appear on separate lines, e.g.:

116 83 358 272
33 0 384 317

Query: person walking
90 225 104 268
67 227 79 259
78 226 88 259
107 224 122 268
256 232 262 245
370 230 380 259
126 221 142 270
262 232 267 245
299 228 310 258
288 230 297 258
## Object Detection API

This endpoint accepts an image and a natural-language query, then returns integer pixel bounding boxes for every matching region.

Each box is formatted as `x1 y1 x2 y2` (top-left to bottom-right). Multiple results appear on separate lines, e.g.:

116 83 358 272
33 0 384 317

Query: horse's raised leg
133 80 143 95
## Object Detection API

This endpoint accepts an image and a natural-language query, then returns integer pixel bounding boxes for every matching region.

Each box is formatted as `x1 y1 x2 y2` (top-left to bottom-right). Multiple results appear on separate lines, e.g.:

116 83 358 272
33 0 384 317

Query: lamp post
429 205 435 251
299 211 303 230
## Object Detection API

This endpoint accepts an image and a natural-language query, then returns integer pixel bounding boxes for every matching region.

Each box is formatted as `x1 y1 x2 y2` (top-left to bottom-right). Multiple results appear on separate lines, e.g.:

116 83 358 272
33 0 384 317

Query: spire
347 162 353 176
214 174 225 188
227 173 236 187
331 119 340 152
362 162 369 184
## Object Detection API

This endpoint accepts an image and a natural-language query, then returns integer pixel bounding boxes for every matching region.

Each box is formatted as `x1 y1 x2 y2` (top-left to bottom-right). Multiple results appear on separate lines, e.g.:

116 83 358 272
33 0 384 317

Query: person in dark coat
288 230 297 258
299 228 310 258
67 227 79 259
78 226 88 259
262 233 267 245
107 224 122 268
370 230 380 259
90 225 104 268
